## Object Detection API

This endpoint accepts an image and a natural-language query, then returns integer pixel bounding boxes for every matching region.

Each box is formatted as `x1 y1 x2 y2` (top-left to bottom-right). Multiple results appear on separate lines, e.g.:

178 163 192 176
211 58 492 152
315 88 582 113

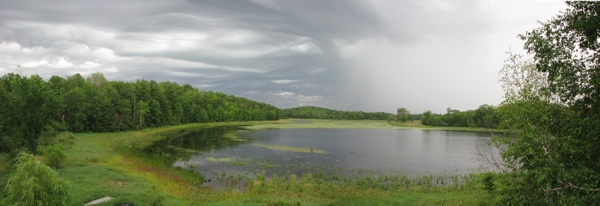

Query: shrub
476 172 498 193
38 144 66 168
3 152 69 205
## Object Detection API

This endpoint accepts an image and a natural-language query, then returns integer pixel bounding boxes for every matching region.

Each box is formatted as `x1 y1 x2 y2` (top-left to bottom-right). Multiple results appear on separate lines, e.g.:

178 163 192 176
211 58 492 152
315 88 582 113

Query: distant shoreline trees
283 106 391 120
420 105 500 129
386 105 502 129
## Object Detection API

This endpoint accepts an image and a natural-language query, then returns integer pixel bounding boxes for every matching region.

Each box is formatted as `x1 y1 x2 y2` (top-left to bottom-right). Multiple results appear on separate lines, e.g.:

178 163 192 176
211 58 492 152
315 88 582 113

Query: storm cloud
0 0 565 113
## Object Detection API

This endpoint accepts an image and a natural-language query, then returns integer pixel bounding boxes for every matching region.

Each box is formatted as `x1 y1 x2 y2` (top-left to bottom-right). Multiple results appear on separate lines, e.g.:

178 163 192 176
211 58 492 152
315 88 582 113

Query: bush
38 144 66 168
475 172 498 193
3 152 69 205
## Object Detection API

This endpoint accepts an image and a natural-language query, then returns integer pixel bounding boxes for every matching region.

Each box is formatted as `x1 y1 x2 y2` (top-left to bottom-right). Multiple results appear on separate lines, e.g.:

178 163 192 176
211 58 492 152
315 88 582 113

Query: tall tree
495 2 600 204
0 74 57 151
63 87 88 132
396 108 411 122
137 101 150 127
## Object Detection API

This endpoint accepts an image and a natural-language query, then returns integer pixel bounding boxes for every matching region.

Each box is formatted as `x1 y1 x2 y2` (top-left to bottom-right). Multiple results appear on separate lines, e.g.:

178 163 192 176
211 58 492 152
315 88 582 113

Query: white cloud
21 59 49 68
277 91 296 98
290 42 323 54
81 61 100 68
55 57 74 68
275 91 323 107
272 79 297 84
21 57 73 68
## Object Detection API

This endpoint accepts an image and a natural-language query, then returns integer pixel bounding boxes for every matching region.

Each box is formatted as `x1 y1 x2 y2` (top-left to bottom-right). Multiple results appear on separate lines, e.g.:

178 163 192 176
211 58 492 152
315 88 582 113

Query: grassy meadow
0 120 496 205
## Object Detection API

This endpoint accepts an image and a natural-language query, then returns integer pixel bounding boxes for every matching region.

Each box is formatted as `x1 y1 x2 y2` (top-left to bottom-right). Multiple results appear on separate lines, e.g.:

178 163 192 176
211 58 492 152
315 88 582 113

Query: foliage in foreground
493 2 600 204
3 152 69 205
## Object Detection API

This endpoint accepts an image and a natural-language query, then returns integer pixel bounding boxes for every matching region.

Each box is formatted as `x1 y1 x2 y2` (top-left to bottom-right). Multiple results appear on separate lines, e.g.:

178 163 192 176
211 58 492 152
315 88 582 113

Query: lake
163 127 498 185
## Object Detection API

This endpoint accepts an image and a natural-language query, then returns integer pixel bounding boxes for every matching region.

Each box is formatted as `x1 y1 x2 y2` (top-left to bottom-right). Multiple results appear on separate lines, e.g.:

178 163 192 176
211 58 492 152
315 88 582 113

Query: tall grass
197 170 493 205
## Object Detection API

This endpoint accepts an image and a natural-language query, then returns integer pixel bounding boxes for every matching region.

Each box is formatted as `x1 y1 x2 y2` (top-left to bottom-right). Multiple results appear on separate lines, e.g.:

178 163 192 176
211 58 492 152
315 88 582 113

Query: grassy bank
1 120 495 205
57 121 279 205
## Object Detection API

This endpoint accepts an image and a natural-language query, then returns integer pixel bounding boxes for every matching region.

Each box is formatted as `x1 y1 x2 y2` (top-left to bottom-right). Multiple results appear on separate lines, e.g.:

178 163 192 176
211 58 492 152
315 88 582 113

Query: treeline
420 104 500 128
284 106 392 120
0 72 282 152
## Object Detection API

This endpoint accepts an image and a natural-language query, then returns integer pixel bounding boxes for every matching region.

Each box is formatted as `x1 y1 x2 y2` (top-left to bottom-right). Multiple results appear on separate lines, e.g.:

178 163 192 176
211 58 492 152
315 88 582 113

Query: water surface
169 128 496 181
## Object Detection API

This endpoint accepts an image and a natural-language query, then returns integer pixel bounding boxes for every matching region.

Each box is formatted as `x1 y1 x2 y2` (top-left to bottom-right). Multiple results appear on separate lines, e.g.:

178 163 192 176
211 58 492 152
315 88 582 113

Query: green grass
327 190 493 206
58 132 191 205
1 120 497 205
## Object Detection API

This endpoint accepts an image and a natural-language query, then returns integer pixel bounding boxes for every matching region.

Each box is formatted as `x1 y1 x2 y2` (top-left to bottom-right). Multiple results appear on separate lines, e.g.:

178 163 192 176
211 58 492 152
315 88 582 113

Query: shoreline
243 118 506 133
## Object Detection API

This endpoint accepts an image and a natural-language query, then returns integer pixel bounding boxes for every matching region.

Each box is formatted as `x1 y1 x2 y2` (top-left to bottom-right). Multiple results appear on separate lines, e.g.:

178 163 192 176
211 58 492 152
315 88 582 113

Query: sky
0 0 567 113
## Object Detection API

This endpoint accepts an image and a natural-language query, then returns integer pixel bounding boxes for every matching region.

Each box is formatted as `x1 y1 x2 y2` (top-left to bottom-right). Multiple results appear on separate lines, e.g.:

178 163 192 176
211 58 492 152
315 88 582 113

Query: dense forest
0 72 282 152
283 106 392 120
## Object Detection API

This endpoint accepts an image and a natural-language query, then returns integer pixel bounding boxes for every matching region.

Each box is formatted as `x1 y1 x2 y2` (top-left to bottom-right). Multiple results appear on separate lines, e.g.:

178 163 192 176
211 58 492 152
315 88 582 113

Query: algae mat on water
243 119 398 130
254 143 328 154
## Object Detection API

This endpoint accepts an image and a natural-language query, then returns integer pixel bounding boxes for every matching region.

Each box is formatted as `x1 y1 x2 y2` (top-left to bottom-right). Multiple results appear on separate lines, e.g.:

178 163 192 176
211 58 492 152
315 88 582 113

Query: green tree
63 87 88 132
87 72 108 90
494 2 600 204
421 110 434 125
0 74 58 152
3 152 69 205
111 81 135 130
474 104 498 128
396 108 411 122
0 71 283 149
137 101 150 127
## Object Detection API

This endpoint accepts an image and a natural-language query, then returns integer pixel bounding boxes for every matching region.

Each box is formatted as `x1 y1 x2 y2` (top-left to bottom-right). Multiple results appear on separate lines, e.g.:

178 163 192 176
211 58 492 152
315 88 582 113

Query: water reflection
146 126 249 161
158 128 499 184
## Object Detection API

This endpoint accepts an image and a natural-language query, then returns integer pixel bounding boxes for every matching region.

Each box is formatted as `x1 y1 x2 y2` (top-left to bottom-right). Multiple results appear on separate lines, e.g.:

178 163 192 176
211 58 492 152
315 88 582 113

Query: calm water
167 128 497 181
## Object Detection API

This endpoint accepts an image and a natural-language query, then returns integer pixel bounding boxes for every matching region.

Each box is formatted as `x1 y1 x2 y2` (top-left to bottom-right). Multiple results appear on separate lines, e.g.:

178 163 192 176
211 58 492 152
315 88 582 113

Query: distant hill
283 106 392 120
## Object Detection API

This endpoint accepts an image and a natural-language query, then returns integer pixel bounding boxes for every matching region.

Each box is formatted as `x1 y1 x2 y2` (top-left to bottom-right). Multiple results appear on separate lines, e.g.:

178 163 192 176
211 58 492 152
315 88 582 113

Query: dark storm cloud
0 0 385 109
0 0 566 112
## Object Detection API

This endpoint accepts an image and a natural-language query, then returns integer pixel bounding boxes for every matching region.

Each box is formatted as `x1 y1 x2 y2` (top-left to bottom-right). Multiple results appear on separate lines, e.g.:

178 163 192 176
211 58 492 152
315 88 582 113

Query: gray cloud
0 0 566 113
